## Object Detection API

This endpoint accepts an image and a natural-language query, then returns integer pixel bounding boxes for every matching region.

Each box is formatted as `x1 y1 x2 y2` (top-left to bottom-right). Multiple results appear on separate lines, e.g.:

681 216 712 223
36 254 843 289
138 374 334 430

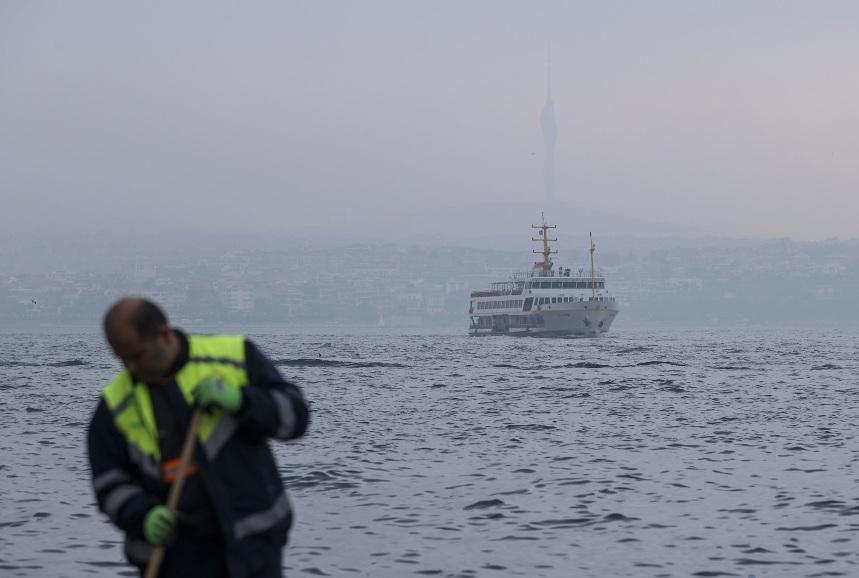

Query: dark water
2 323 859 577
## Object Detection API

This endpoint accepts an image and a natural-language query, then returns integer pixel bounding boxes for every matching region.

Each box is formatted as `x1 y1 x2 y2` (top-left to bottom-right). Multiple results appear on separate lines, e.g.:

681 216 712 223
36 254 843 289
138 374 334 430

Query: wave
493 360 686 370
274 358 408 369
617 346 651 354
0 359 89 368
49 359 89 367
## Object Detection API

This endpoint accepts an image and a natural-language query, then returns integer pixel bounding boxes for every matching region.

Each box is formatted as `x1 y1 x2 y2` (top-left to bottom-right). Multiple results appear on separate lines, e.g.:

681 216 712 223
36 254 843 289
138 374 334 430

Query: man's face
107 324 172 383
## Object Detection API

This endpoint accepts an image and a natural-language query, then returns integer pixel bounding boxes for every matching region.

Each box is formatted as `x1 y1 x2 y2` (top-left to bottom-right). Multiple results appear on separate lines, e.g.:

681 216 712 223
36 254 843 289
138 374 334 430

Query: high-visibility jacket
88 334 309 577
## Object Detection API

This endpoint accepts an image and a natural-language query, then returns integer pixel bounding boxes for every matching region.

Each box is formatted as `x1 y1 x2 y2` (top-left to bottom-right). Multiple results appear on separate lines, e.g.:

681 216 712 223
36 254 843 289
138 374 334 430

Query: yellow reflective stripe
179 335 249 446
103 372 161 463
110 393 134 417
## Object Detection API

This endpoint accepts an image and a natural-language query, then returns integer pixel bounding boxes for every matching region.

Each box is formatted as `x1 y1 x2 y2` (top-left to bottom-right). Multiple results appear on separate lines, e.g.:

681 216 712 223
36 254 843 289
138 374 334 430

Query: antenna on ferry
589 232 597 300
531 211 557 272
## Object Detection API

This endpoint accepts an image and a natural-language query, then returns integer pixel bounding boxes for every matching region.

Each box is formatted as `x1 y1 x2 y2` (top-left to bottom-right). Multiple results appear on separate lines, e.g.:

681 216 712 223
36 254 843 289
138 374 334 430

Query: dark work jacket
87 333 309 577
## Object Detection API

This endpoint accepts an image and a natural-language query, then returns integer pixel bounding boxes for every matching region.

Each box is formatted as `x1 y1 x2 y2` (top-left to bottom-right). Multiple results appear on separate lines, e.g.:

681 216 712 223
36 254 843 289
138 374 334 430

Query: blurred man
87 297 309 577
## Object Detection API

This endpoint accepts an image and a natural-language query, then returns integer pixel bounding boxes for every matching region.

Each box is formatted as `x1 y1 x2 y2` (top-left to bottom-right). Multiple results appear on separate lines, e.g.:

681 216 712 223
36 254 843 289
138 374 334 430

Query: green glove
143 506 176 546
192 377 242 413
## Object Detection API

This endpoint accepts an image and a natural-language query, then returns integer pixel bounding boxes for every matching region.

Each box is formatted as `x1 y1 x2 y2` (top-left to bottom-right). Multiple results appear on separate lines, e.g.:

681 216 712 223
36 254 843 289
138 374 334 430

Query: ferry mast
589 232 597 300
531 212 557 271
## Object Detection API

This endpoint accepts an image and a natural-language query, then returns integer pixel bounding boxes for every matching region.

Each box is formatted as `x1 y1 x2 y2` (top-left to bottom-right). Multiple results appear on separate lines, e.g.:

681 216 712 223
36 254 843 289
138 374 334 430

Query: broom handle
144 407 204 578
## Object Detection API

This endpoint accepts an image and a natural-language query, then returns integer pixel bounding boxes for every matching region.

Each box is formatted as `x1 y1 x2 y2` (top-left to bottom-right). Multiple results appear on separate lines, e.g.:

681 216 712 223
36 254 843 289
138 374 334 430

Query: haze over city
3 1 859 242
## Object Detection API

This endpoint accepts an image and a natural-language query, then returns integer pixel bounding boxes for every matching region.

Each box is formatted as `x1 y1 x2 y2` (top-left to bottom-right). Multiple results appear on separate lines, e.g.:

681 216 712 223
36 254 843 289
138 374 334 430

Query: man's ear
156 324 172 341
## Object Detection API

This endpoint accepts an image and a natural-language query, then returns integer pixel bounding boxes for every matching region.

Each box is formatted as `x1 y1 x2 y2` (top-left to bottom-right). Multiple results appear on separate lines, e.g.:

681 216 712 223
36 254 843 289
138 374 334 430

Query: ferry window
563 282 572 288
551 297 556 303
540 282 550 289
552 282 561 288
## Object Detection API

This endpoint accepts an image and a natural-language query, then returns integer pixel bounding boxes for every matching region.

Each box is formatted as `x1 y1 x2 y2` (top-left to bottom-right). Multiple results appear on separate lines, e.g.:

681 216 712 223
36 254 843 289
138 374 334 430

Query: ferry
468 214 619 336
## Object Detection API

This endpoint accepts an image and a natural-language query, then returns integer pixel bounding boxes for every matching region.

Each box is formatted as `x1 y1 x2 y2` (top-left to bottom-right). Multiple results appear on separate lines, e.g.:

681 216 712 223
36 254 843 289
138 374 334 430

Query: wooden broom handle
144 407 204 578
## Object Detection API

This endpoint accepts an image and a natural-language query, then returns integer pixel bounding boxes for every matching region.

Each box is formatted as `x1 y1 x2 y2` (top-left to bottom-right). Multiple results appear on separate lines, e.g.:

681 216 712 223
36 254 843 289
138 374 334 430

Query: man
87 297 309 577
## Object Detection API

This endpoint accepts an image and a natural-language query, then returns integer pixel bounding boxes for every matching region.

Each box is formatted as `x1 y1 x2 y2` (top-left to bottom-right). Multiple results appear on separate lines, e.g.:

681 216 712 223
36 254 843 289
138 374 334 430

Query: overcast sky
2 1 858 241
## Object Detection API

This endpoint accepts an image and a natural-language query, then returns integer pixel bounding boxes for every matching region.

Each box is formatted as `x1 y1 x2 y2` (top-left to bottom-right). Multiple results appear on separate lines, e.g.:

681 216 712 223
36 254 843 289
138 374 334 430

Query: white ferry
468 214 619 336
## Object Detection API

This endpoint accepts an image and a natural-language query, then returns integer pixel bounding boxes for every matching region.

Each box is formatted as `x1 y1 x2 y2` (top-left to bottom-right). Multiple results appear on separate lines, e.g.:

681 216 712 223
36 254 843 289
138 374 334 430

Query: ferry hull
469 302 618 337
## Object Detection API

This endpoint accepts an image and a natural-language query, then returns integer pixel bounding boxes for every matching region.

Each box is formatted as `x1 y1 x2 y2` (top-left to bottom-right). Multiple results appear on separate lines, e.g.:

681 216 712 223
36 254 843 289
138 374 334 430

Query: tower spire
540 43 556 204
547 42 552 99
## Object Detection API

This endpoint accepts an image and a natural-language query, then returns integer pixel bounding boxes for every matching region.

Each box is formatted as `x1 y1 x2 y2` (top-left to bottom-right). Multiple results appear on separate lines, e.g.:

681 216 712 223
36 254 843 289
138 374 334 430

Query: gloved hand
192 377 242 413
143 506 176 546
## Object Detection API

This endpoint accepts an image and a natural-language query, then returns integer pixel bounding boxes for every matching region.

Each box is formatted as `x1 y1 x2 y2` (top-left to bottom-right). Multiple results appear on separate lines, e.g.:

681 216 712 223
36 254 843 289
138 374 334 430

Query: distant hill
291 201 736 253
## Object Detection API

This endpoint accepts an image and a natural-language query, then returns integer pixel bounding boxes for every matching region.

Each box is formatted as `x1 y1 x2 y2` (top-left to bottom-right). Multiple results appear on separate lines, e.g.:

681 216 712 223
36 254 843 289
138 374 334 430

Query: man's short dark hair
132 300 169 339
103 298 169 340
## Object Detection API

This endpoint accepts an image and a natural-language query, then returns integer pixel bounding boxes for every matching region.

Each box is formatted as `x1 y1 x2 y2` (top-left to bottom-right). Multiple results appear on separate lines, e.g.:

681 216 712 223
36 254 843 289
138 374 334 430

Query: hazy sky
2 1 858 240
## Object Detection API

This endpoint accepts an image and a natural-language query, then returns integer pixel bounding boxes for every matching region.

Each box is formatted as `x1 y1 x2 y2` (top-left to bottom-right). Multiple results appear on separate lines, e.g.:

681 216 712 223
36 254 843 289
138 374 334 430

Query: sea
2 321 858 578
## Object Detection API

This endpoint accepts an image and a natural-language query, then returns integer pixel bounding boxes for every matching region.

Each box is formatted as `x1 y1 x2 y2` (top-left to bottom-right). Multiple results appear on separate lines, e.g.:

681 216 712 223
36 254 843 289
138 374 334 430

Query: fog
3 1 859 241
3 1 859 327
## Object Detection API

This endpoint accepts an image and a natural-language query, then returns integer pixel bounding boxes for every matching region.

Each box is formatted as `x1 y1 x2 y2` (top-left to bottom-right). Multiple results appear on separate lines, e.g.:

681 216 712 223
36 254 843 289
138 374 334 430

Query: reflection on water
2 325 858 577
